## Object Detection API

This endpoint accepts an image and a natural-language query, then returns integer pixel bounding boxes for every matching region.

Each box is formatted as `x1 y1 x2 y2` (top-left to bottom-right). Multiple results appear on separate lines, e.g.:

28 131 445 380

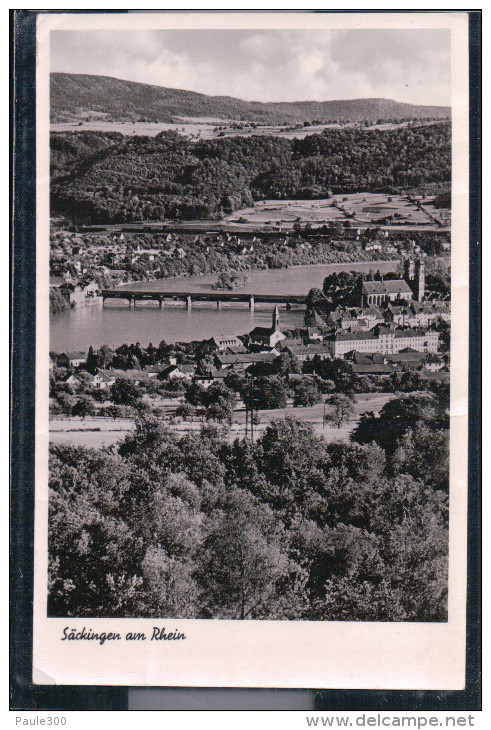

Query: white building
326 326 440 358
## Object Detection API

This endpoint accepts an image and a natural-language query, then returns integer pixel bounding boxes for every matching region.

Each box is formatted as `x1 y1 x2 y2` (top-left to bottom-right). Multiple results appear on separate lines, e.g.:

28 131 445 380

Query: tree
184 381 207 407
202 383 236 424
71 396 96 420
292 378 321 407
196 489 290 619
48 444 143 617
223 372 246 394
324 394 356 429
273 352 301 376
86 345 99 373
55 393 74 416
390 424 449 491
306 287 329 312
98 344 114 368
243 376 288 410
352 393 448 453
307 358 360 394
106 404 124 420
175 403 196 421
110 378 142 406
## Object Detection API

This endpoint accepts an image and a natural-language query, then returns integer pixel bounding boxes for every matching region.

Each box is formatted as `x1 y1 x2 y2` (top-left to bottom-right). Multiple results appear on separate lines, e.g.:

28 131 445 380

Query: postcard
32 11 469 688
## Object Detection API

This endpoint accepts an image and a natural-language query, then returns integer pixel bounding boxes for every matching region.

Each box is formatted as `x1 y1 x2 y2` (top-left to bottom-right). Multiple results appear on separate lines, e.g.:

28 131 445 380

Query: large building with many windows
325 325 440 358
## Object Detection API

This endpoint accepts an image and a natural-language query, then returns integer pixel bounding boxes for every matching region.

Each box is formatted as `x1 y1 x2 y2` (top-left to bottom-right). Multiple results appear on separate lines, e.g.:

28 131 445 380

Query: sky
50 28 451 106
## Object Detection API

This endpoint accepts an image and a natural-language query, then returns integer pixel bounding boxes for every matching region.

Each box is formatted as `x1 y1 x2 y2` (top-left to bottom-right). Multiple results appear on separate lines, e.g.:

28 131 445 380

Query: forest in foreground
49 390 449 622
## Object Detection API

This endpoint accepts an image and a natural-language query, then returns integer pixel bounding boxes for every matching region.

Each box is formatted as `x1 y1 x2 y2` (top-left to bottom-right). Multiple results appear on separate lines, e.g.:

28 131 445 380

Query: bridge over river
101 289 307 310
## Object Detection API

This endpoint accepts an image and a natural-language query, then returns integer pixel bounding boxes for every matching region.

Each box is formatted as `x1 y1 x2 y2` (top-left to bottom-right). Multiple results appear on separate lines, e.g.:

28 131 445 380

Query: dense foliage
51 123 451 223
49 410 449 621
49 287 71 314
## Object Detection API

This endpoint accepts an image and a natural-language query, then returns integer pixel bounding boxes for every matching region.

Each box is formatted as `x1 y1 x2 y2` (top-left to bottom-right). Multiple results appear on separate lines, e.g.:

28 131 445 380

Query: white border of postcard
33 11 469 688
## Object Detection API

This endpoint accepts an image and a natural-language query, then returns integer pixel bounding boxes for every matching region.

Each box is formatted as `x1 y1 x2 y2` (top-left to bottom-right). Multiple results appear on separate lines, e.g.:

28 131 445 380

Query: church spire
272 305 280 331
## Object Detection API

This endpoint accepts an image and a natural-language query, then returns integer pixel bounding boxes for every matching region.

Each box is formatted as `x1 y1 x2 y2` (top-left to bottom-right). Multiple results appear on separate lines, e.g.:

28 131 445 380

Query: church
360 257 425 307
248 306 286 349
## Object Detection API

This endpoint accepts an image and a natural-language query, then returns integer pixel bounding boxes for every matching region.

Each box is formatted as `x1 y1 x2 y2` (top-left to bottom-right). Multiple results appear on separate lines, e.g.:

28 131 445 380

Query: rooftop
216 352 278 365
285 343 332 355
362 280 412 295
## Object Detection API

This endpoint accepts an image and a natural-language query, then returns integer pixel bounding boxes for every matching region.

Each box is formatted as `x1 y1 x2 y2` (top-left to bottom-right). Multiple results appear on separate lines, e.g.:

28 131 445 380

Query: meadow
224 193 442 228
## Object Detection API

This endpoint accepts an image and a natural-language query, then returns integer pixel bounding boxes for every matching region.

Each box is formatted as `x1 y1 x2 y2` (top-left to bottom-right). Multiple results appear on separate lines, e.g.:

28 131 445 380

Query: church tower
415 257 425 301
272 305 280 332
403 256 415 282
403 255 425 301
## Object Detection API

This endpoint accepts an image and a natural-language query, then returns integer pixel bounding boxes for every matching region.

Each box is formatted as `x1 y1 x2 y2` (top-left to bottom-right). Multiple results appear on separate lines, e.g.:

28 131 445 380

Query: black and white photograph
30 11 471 689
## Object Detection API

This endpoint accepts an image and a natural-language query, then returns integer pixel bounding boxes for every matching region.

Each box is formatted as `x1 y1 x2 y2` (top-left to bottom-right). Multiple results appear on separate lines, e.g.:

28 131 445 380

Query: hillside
51 122 451 223
50 73 451 125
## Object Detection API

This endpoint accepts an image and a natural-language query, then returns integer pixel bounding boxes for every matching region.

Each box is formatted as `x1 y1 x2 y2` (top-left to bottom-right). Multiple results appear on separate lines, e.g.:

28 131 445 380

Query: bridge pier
249 295 255 312
186 296 192 310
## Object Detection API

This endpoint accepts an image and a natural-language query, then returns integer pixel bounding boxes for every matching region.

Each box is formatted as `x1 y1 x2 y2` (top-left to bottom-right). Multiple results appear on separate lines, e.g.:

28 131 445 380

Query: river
50 261 397 351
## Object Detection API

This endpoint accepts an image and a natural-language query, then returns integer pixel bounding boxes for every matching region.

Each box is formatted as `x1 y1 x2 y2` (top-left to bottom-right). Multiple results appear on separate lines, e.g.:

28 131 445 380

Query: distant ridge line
50 72 451 125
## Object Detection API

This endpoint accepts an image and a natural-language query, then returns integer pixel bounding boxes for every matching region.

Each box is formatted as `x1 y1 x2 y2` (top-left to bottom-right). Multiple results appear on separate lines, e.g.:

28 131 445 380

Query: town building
384 300 450 328
159 364 195 381
214 351 279 372
102 368 149 385
283 343 332 362
361 279 413 307
325 326 440 358
248 306 286 349
56 351 87 368
61 280 101 307
211 334 245 352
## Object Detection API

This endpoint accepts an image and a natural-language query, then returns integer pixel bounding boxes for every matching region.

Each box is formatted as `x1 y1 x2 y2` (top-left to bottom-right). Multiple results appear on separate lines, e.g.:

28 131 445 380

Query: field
224 193 445 228
49 392 393 449
50 118 443 141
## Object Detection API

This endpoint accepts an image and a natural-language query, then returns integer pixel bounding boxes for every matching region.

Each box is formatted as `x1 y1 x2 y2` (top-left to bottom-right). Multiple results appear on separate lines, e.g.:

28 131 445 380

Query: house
65 280 101 307
64 374 82 388
304 326 325 342
90 370 115 390
248 306 286 349
214 351 279 372
348 307 385 328
103 368 149 385
384 349 427 367
351 362 394 376
211 334 245 352
194 369 230 388
67 370 114 390
283 343 332 362
56 351 87 368
384 300 451 328
159 364 195 381
143 365 165 379
423 354 446 372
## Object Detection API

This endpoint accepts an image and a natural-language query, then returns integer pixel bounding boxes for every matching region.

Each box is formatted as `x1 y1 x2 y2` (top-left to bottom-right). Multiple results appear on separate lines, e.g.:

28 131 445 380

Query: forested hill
51 122 451 223
51 73 451 124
